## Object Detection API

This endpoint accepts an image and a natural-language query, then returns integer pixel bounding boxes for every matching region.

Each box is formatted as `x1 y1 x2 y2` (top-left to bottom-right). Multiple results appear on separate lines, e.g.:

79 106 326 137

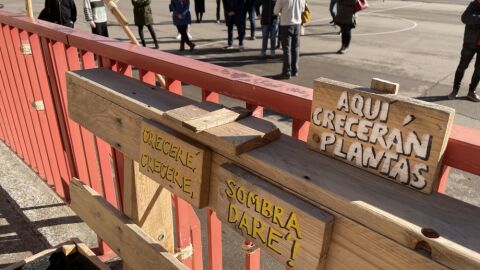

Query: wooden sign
307 78 455 193
209 163 334 269
139 120 211 208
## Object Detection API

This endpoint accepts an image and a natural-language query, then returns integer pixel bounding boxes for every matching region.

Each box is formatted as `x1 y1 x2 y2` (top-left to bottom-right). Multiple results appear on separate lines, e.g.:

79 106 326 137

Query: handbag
354 0 368 13
301 4 312 24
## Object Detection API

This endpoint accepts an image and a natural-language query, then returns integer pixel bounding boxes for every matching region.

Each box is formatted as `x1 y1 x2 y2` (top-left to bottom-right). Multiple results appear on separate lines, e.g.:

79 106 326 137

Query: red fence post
202 89 219 103
166 77 183 95
207 208 222 270
292 119 309 142
244 240 260 270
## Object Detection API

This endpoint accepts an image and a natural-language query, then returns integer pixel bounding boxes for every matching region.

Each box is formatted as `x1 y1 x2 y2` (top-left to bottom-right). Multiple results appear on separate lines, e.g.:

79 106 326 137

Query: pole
102 0 166 87
25 0 34 20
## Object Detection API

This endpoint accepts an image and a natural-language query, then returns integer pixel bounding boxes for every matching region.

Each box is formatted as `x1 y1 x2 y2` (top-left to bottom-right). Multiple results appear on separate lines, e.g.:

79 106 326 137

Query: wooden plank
370 78 399 94
139 120 211 208
307 78 455 194
182 107 251 132
209 162 334 270
69 178 187 270
66 68 480 270
1 248 58 270
67 68 280 155
70 238 111 270
123 158 175 253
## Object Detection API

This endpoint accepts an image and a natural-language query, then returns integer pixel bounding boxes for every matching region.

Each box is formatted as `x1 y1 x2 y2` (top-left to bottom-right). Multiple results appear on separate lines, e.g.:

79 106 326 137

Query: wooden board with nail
307 78 455 194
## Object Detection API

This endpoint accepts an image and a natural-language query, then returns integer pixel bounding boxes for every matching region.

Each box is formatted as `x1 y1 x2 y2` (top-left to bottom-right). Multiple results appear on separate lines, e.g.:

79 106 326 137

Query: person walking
132 0 159 49
170 0 196 51
256 0 278 57
224 0 247 50
245 0 257 39
39 0 77 28
84 0 108 37
329 0 336 24
194 0 205 22
274 0 305 79
334 0 355 54
449 0 480 102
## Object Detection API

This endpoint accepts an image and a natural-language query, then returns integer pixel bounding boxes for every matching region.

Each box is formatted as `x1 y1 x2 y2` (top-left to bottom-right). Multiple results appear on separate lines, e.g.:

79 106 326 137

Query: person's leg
271 23 278 55
451 45 475 98
146 24 159 49
182 24 195 49
238 20 246 47
467 48 480 101
249 8 256 39
196 12 200 23
227 19 234 47
329 0 336 21
138 25 146 47
200 12 204 23
261 25 268 55
291 24 300 76
216 0 221 21
280 25 292 76
344 25 352 49
102 23 109 37
177 25 186 50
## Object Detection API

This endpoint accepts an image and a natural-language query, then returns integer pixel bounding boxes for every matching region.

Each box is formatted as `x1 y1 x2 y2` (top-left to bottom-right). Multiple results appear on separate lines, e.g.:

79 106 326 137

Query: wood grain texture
182 107 251 132
370 78 399 94
66 69 480 270
67 68 280 155
69 179 187 270
209 161 334 270
308 78 455 193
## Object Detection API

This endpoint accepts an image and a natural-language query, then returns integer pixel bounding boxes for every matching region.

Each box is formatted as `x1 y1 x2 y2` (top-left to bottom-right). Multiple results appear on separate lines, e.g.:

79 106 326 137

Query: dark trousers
227 17 245 46
138 24 159 48
329 0 336 19
246 6 256 38
216 0 221 21
340 24 352 48
280 24 300 75
91 22 109 37
177 24 194 49
454 45 480 93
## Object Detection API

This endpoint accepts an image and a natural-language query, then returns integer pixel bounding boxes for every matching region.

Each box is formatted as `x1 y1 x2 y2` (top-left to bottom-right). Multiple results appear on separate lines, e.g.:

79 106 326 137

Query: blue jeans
247 7 256 38
227 16 245 46
280 24 300 75
261 23 278 52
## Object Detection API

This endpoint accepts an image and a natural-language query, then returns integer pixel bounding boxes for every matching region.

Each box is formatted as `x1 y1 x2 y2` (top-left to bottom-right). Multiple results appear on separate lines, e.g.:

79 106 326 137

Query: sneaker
176 34 181 40
448 89 459 100
224 45 234 50
250 36 256 40
278 73 291 80
467 91 480 102
292 72 298 77
216 20 221 23
329 20 335 25
239 45 245 51
270 50 275 57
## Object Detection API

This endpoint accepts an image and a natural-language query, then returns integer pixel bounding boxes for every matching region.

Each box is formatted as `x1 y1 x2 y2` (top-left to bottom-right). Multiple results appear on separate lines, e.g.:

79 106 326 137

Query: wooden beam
69 178 187 270
66 68 480 270
182 107 251 132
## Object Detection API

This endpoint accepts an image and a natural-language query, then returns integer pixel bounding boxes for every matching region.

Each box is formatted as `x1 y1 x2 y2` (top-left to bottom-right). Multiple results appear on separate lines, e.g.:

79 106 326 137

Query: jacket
132 0 154 26
462 1 480 48
170 0 192 26
255 0 278 26
273 0 305 26
41 0 77 27
335 0 355 26
224 0 247 26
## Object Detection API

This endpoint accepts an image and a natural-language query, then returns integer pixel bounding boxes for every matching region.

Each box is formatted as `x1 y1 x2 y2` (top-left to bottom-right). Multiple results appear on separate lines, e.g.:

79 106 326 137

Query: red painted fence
0 10 479 270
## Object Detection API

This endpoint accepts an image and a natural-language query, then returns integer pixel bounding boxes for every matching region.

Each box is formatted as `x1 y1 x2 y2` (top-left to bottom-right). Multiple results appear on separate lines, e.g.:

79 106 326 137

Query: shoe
467 91 480 102
224 45 234 50
190 43 196 51
187 32 193 39
337 49 345 54
277 73 291 80
270 50 275 57
217 20 221 23
292 72 298 77
176 34 181 40
250 36 256 40
329 20 335 25
448 89 459 100
261 50 267 57
239 45 245 51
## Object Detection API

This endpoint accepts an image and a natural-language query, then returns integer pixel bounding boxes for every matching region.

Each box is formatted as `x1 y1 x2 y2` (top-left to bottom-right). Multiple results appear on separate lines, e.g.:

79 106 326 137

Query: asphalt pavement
0 0 479 269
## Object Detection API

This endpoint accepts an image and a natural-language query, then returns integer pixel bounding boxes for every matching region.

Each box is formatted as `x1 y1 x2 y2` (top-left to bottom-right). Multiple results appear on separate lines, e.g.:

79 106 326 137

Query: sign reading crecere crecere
139 120 211 208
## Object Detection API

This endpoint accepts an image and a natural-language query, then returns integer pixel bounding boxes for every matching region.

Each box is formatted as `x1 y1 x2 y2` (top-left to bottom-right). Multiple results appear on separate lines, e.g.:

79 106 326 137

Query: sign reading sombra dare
210 163 334 270
307 78 455 194
139 120 211 208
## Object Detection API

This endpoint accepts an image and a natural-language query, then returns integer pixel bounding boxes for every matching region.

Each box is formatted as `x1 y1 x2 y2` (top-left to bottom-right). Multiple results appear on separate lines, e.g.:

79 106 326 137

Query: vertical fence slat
139 69 156 85
207 209 222 270
437 164 450 194
0 50 16 150
292 118 309 142
174 196 194 269
246 104 264 118
165 77 182 95
202 89 220 103
13 28 53 182
3 25 40 172
244 240 260 270
0 24 27 160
